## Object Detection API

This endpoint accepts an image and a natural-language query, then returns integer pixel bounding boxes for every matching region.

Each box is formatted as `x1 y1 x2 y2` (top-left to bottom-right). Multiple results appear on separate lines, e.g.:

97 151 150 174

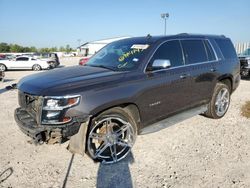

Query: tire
241 69 249 77
0 64 7 71
205 83 230 119
86 107 137 164
32 64 42 71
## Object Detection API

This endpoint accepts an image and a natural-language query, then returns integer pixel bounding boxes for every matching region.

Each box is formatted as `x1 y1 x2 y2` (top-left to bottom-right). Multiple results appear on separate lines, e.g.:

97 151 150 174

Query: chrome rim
215 88 230 117
33 65 40 71
87 117 135 164
0 65 6 71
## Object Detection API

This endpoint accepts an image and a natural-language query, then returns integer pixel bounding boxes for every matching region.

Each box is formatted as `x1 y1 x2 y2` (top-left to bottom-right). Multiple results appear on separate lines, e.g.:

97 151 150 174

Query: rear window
181 40 208 64
215 39 237 59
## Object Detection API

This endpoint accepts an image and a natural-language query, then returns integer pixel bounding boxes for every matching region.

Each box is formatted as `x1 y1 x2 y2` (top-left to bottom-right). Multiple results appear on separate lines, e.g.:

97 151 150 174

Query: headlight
43 96 80 110
41 95 80 124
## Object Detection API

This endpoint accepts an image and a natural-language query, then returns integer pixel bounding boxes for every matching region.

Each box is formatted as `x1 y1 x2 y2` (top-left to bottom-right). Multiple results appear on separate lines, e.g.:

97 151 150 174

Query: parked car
238 48 250 77
15 34 240 164
63 52 75 57
79 56 90 65
0 70 4 82
33 53 60 68
0 56 52 71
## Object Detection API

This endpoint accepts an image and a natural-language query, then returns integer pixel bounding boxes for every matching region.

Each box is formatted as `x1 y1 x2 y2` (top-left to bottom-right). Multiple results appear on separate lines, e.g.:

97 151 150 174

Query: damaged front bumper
14 107 90 145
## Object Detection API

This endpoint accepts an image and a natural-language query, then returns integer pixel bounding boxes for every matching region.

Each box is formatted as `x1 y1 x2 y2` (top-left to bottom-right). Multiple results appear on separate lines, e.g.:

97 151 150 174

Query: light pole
161 13 169 35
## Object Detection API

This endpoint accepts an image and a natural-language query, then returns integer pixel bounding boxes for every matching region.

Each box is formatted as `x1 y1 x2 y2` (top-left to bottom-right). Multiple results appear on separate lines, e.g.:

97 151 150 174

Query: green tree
59 46 66 52
66 44 71 53
30 46 37 52
0 43 10 52
39 48 51 53
10 44 23 52
50 47 58 52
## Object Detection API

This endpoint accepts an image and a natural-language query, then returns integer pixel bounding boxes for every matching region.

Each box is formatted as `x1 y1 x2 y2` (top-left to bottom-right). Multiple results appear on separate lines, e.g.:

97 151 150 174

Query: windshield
85 39 150 71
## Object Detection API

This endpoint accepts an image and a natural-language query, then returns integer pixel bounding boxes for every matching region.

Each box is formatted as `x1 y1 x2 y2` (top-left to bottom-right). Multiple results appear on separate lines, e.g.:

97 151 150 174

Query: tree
59 46 66 52
0 43 10 52
10 44 23 52
30 46 37 52
50 47 58 52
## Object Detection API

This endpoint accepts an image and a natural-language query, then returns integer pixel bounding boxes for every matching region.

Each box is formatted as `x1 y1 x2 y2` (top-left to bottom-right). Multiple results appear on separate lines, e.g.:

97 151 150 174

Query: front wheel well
90 103 142 130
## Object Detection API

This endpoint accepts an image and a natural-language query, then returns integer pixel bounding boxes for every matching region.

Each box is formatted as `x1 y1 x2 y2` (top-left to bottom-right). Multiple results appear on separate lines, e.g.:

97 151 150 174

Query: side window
181 40 208 64
16 57 29 61
204 40 216 61
150 40 184 68
215 38 237 59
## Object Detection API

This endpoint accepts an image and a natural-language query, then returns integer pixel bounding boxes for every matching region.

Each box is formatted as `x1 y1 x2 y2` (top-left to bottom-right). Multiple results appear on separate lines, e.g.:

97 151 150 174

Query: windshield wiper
85 64 116 71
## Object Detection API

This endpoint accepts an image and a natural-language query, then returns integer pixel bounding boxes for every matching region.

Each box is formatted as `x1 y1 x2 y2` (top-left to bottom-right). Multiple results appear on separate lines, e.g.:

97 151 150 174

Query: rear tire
86 107 137 164
32 64 41 71
205 83 230 119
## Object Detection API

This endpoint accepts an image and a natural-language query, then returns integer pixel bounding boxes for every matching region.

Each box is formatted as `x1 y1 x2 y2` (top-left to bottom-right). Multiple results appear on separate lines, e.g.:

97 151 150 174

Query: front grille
18 90 41 120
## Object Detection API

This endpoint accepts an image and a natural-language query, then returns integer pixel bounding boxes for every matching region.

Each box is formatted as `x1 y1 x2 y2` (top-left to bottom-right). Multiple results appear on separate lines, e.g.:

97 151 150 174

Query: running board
139 105 208 135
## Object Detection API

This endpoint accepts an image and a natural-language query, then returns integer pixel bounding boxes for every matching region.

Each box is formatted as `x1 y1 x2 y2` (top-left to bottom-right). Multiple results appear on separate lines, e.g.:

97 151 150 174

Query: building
234 42 250 54
77 36 130 57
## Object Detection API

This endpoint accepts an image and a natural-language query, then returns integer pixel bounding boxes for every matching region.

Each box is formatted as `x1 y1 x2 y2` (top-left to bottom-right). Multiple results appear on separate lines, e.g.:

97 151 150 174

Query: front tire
87 107 137 164
205 83 230 119
32 64 42 71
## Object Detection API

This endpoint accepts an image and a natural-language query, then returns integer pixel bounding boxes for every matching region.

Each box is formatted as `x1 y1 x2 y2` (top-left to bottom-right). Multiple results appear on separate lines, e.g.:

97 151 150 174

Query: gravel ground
1 57 250 188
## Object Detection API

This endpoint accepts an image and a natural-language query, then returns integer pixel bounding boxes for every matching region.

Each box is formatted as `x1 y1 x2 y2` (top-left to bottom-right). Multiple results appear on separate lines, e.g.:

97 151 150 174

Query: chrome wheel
215 88 230 117
87 117 136 164
0 64 6 71
33 64 41 71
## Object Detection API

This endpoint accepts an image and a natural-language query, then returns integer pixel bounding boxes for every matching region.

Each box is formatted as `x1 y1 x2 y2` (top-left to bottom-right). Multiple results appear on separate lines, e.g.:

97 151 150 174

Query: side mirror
152 59 171 70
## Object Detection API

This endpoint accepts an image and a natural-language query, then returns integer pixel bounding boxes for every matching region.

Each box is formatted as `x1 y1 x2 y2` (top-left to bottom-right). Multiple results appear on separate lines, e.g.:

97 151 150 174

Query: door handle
180 74 190 79
210 68 217 72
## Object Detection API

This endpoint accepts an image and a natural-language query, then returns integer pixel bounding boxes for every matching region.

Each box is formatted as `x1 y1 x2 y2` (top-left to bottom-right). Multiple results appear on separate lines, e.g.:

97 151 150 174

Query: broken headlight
41 95 80 124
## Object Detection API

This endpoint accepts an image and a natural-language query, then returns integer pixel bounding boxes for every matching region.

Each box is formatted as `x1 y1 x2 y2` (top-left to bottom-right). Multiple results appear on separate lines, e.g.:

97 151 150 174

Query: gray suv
15 34 240 163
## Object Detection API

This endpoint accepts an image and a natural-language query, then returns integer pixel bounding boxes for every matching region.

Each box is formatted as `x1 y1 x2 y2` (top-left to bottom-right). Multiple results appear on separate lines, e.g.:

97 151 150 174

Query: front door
138 40 193 125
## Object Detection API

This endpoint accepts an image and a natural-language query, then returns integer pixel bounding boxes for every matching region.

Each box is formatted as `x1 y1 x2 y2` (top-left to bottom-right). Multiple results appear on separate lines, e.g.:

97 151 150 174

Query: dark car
15 34 240 164
238 48 250 77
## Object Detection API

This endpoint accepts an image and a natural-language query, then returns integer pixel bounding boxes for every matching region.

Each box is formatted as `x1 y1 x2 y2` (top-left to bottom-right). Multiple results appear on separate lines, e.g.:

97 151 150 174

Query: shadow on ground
96 153 134 188
2 79 15 83
62 153 134 188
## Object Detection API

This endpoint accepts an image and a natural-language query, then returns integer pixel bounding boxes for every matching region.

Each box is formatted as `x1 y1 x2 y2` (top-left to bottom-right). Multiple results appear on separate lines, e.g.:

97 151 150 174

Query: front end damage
14 90 91 155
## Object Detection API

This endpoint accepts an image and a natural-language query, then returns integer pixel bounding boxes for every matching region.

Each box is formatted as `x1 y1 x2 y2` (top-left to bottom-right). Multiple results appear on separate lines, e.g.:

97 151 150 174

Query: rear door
180 39 218 105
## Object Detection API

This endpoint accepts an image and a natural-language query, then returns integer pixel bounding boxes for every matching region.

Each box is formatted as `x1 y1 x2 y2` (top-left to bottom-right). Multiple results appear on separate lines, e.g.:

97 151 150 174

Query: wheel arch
89 102 142 131
217 74 233 93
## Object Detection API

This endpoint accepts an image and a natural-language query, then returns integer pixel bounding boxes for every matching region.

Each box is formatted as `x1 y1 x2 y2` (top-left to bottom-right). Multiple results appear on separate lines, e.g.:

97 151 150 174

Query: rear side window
181 40 208 64
215 38 237 59
151 40 184 68
204 40 216 61
16 57 29 61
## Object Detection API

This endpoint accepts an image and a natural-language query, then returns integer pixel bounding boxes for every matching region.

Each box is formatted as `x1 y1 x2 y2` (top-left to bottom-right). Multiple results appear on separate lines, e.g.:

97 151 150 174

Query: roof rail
177 33 189 36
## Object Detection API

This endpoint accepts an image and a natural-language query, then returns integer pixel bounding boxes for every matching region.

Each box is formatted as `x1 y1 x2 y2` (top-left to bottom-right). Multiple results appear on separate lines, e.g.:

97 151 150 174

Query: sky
0 0 249 48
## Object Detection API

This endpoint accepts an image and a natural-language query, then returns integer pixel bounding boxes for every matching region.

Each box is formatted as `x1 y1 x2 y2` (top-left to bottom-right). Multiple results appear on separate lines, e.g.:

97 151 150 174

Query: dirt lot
1 57 250 188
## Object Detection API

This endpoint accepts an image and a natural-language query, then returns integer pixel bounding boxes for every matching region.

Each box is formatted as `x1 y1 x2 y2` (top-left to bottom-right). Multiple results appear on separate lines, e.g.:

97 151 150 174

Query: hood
18 66 125 96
